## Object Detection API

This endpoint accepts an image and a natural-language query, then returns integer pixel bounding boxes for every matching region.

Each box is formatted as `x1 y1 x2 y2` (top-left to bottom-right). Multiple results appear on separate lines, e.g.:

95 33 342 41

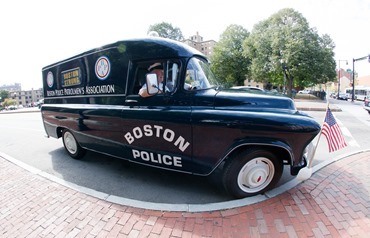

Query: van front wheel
223 148 283 198
62 129 86 159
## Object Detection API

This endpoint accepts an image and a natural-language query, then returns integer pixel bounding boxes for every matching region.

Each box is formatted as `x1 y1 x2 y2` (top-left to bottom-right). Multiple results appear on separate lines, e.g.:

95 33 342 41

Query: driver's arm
139 84 151 97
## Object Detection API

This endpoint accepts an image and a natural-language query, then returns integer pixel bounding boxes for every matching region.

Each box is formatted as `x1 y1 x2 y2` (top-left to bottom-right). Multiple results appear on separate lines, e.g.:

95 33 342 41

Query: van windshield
185 57 220 90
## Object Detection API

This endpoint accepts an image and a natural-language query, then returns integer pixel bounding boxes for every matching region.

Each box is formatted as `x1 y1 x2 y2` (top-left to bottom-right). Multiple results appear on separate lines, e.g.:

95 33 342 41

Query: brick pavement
1 152 369 238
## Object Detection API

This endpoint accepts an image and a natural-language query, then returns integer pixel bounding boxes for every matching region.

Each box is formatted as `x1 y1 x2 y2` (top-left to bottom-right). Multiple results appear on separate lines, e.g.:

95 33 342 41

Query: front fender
219 137 312 176
225 138 294 162
199 138 294 176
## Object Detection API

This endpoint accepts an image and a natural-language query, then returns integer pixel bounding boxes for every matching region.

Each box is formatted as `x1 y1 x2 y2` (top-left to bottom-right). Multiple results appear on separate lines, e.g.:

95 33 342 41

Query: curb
296 107 341 112
0 108 40 114
1 149 368 212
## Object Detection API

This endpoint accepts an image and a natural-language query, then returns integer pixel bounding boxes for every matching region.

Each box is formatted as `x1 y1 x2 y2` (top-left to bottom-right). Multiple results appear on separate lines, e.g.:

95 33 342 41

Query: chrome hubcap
64 132 77 154
237 157 275 193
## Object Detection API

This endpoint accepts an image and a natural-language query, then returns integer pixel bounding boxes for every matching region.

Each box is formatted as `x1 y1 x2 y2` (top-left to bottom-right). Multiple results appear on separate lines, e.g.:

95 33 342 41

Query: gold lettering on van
61 68 81 87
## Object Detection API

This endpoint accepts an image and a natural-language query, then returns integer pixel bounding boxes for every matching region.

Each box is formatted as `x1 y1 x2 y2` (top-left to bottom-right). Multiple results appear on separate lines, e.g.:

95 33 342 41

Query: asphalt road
0 99 369 205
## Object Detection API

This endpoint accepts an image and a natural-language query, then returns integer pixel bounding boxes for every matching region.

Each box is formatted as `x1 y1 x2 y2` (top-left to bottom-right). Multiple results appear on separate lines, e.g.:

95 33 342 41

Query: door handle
125 99 138 103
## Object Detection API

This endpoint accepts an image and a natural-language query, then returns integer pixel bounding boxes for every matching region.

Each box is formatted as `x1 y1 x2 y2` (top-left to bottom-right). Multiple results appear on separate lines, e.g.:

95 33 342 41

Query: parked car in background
337 93 348 100
37 98 44 108
231 86 265 93
364 98 370 114
231 86 286 97
298 89 311 94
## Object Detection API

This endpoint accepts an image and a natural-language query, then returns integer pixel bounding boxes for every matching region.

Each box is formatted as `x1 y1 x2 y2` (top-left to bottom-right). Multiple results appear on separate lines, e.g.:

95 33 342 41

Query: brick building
182 32 217 57
10 88 43 107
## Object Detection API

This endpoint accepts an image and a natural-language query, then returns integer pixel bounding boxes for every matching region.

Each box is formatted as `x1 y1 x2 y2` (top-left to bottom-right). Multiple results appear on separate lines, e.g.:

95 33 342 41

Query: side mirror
146 73 159 95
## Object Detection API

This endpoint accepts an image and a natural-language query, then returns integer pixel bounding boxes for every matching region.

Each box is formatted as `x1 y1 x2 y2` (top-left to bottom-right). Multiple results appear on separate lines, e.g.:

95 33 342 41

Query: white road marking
335 116 360 148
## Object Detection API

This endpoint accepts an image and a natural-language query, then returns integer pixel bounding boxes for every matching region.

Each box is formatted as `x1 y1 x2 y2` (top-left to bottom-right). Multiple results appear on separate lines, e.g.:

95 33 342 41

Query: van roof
43 37 206 70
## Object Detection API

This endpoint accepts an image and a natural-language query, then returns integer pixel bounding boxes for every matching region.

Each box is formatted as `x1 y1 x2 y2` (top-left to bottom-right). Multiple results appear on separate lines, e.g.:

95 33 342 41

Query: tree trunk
287 76 293 98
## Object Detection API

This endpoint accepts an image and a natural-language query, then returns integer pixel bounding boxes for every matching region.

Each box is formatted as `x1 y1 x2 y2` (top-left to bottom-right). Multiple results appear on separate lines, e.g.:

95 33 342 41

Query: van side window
130 60 180 95
129 62 153 95
132 67 148 95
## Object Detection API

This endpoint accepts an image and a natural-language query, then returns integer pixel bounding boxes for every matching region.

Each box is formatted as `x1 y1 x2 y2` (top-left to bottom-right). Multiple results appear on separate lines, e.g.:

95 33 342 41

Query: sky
0 0 369 90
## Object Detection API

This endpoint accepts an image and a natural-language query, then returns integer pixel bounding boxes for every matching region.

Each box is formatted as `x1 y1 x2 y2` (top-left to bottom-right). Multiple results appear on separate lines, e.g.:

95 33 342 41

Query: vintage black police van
41 37 320 198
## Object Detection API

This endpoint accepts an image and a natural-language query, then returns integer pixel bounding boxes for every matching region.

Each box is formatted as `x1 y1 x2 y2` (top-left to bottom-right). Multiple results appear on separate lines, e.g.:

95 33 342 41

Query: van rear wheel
62 129 86 159
223 148 283 198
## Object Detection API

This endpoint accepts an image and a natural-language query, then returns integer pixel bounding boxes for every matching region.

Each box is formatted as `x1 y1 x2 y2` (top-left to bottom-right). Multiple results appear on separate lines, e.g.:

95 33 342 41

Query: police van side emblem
124 124 190 152
47 71 54 88
95 56 110 80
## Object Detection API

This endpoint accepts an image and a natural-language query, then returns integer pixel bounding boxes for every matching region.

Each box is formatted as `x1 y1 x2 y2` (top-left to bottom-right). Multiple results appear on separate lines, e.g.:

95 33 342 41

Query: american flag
321 108 347 152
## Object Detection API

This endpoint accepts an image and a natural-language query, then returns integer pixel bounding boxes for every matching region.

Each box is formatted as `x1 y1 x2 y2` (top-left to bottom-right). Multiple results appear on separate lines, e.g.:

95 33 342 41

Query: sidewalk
294 99 341 112
1 151 369 237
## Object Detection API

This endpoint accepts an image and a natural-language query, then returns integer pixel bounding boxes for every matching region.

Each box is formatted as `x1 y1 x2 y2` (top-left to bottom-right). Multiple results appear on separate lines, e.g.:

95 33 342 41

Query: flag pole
306 100 329 168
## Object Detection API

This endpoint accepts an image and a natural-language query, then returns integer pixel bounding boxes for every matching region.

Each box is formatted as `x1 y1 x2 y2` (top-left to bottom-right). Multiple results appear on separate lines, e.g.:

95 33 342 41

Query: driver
139 63 164 97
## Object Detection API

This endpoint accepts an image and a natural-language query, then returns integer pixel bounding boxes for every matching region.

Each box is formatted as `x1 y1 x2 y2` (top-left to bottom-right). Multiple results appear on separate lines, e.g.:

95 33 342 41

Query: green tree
243 8 336 97
147 22 184 41
2 98 16 107
210 24 250 87
311 34 336 86
0 90 9 102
